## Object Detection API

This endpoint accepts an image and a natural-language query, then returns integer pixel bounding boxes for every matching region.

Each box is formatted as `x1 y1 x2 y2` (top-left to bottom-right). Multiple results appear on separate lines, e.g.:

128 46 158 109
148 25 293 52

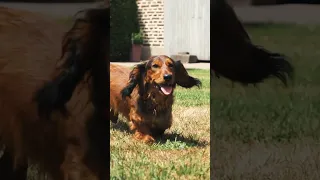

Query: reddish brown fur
0 7 108 180
110 56 201 144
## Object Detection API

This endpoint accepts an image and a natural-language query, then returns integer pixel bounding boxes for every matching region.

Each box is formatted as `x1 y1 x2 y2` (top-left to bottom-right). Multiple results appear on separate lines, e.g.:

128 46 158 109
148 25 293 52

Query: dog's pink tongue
160 86 173 95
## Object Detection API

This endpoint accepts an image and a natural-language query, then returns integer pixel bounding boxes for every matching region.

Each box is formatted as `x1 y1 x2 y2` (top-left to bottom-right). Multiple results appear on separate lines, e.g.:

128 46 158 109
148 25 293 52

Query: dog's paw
134 132 155 144
142 135 155 144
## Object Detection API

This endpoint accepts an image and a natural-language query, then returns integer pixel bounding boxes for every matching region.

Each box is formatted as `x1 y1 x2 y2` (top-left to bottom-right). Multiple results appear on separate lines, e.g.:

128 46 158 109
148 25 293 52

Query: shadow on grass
243 22 295 29
111 120 207 147
110 119 130 132
156 133 208 147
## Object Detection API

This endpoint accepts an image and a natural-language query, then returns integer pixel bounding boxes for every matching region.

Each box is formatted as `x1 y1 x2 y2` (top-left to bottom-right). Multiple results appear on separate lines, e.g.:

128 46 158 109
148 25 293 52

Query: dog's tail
250 45 294 86
211 0 294 86
240 44 294 86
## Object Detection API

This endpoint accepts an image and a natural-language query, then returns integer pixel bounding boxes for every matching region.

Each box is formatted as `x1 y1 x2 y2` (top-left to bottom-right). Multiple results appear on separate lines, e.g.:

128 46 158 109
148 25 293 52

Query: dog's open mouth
156 83 173 95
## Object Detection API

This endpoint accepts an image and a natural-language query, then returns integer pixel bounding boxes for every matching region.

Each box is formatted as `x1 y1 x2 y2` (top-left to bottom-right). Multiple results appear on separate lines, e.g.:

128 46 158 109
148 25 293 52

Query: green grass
212 23 320 179
110 69 210 180
175 69 210 107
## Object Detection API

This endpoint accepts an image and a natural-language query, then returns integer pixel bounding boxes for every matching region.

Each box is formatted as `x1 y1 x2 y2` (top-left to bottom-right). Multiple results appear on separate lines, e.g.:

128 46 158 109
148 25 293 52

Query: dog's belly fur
144 111 172 131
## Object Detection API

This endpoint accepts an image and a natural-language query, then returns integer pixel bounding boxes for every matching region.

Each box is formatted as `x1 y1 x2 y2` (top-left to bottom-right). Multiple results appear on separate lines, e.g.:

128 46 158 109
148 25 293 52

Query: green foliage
110 0 140 61
132 30 144 45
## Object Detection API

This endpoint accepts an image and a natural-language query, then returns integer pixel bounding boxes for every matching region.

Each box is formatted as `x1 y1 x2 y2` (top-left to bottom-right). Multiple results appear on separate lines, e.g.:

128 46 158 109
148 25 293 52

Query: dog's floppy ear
121 61 147 99
34 40 83 119
175 60 202 88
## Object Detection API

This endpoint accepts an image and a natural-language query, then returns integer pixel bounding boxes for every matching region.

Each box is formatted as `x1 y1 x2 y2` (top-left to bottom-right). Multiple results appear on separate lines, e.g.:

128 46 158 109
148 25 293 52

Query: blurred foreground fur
211 0 294 86
0 6 109 180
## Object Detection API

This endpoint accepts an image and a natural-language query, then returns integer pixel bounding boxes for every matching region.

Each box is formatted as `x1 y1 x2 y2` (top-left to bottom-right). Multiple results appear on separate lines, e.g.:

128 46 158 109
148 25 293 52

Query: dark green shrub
110 0 140 62
132 30 143 45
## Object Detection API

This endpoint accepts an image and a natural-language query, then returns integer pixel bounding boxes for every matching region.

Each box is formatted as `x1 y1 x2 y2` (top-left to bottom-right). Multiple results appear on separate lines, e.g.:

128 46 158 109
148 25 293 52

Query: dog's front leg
129 110 155 144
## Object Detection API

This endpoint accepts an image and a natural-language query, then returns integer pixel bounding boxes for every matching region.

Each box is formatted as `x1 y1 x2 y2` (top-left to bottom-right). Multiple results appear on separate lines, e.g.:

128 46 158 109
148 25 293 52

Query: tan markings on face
146 57 162 84
165 58 174 72
145 56 175 85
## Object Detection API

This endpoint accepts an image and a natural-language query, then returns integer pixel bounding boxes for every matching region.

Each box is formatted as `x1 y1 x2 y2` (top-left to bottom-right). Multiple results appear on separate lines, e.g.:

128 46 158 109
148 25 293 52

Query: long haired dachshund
110 55 201 143
211 0 294 86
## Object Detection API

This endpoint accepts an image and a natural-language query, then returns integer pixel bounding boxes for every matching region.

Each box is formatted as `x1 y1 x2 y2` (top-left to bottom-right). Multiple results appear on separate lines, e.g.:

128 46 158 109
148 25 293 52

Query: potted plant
130 30 144 62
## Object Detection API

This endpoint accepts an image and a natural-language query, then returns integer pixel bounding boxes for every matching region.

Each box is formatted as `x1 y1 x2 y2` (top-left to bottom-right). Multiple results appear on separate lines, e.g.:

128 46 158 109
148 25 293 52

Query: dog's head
121 55 201 99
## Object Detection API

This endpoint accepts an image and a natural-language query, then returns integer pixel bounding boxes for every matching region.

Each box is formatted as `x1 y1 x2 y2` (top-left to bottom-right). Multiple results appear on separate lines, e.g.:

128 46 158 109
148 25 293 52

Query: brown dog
0 7 109 180
110 55 201 143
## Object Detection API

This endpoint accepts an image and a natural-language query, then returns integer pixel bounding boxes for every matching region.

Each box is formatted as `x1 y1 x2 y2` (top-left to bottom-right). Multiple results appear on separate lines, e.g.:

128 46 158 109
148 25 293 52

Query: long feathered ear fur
34 39 83 118
34 8 110 119
175 60 202 88
121 62 147 99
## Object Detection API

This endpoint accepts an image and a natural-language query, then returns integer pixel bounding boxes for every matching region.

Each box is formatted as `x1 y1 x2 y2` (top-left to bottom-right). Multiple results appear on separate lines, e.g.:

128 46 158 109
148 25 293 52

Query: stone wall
136 0 165 59
136 0 164 47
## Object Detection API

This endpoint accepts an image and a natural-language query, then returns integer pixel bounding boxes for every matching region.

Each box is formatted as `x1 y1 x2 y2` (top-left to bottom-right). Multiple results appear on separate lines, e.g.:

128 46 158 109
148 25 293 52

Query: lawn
110 69 210 180
212 23 320 179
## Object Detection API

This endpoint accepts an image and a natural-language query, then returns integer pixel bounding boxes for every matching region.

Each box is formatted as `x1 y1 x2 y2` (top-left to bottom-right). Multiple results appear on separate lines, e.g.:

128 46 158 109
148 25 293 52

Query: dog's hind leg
0 147 28 180
110 109 118 123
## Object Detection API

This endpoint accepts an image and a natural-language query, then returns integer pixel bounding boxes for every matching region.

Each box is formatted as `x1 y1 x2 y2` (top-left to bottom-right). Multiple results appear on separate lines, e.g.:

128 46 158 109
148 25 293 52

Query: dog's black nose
164 74 172 81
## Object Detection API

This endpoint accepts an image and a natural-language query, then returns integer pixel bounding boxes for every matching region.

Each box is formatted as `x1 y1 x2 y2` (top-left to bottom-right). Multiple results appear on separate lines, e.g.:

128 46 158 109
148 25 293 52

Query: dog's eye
168 63 174 68
152 64 160 69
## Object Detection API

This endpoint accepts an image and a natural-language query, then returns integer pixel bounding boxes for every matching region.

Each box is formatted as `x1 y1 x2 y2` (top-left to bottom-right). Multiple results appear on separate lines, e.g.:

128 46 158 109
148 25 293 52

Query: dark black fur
211 0 294 86
33 8 110 179
175 60 202 88
34 39 82 118
34 8 109 119
82 8 110 180
0 148 28 180
121 62 147 99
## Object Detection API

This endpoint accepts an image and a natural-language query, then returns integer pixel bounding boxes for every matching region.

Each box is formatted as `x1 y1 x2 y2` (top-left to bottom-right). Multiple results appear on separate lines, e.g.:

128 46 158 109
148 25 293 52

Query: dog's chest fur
137 93 174 129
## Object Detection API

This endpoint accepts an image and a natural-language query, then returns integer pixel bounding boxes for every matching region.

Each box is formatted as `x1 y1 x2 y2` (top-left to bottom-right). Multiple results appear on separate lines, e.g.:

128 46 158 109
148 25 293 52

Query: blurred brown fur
0 7 109 180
